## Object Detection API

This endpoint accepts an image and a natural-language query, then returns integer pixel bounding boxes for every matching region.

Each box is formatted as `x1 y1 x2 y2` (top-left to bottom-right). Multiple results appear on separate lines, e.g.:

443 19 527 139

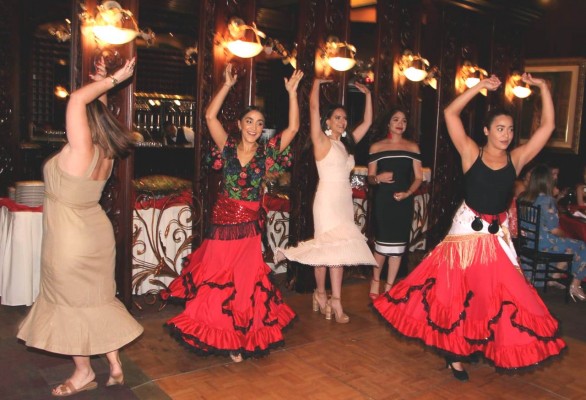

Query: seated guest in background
547 161 567 200
519 163 586 301
508 162 534 239
163 121 194 146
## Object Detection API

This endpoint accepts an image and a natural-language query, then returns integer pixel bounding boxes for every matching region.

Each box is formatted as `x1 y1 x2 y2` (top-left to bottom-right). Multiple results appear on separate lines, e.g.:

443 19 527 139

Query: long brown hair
86 100 134 158
519 163 553 202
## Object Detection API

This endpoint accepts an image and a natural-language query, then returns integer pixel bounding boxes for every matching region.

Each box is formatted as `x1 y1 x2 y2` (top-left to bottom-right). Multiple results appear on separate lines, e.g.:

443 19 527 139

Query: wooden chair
516 200 574 303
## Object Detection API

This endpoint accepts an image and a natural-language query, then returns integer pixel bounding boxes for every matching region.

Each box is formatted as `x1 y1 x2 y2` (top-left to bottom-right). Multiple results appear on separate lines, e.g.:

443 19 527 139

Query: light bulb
226 40 263 58
465 77 480 88
328 57 356 71
404 66 427 82
513 85 531 98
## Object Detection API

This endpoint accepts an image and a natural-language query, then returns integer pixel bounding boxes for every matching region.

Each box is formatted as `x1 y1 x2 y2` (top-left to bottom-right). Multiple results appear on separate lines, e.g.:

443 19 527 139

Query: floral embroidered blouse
209 135 292 201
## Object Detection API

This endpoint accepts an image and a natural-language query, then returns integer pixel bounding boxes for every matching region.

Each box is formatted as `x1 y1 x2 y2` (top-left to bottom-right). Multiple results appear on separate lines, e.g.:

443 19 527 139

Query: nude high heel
369 279 380 300
325 297 350 323
312 290 327 314
569 284 586 302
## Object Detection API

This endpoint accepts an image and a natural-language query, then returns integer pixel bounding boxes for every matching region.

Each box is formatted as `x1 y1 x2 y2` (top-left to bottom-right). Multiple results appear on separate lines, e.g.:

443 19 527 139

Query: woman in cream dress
276 78 376 323
17 57 143 397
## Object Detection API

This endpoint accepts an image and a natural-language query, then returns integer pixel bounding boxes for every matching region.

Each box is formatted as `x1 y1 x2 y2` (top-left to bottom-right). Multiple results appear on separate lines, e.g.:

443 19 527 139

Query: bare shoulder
369 140 384 153
406 140 420 153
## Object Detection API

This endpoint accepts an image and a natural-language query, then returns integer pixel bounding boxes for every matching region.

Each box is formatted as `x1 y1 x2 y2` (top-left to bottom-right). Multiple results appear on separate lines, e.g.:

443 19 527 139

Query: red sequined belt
211 196 260 225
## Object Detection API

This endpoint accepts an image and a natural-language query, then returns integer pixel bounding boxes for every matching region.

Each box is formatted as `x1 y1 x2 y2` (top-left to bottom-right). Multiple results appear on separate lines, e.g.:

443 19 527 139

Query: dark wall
524 0 586 188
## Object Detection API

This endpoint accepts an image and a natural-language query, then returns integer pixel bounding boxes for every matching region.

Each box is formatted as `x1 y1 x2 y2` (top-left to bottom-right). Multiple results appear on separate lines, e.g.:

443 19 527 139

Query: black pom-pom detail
471 216 483 231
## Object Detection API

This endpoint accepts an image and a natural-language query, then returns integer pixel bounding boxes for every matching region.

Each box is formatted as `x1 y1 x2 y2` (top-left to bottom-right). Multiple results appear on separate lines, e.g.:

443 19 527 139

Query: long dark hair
370 105 410 144
519 163 553 202
86 100 134 159
321 104 356 155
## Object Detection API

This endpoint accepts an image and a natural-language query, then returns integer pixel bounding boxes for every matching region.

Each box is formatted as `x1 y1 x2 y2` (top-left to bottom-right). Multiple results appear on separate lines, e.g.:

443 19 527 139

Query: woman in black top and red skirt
372 74 566 380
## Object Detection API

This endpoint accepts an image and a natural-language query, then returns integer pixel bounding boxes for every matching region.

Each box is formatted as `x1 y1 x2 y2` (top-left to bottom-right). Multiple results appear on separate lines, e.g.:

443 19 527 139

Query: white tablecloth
0 206 43 306
132 204 193 295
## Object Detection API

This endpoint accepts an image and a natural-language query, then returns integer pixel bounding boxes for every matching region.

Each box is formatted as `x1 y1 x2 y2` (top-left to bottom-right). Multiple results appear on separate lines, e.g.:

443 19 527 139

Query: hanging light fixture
399 51 429 82
460 61 488 88
510 72 532 98
322 36 357 72
80 1 155 46
223 17 265 58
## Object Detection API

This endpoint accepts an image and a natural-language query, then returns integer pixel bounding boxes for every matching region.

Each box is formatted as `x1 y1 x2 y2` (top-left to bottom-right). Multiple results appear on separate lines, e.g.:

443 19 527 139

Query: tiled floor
1 275 585 399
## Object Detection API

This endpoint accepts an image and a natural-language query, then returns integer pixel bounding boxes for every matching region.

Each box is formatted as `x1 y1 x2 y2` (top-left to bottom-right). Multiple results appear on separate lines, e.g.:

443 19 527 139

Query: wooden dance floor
1 277 585 399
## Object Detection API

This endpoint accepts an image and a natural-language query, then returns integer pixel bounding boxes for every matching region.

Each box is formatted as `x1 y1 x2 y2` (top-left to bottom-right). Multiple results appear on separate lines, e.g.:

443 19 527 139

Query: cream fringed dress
276 139 376 267
17 146 143 356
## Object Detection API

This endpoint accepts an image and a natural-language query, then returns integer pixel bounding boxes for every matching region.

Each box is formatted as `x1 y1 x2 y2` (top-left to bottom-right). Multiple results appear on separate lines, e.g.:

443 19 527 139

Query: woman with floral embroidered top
161 64 303 362
519 163 586 301
373 74 565 381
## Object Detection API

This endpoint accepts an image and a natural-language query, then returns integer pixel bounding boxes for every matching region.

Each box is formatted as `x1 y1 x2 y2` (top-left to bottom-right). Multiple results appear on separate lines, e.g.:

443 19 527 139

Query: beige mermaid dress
276 139 376 266
17 146 143 355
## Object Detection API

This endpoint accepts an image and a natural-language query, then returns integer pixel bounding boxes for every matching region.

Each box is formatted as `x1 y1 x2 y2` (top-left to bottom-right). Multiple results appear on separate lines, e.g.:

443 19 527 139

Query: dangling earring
341 131 347 138
325 126 332 136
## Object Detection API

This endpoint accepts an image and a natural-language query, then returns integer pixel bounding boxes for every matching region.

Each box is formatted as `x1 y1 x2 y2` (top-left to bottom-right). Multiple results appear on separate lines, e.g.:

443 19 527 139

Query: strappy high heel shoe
369 279 380 300
445 357 469 382
325 297 350 323
384 281 393 293
312 290 327 314
569 284 586 302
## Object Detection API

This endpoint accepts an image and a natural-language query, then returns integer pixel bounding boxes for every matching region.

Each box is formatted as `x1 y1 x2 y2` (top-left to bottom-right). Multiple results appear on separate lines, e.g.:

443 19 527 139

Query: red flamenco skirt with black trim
161 196 295 357
373 202 566 370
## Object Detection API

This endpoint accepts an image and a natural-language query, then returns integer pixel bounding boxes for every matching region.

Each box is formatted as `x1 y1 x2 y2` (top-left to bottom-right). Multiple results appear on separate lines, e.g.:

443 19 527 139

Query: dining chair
517 200 574 303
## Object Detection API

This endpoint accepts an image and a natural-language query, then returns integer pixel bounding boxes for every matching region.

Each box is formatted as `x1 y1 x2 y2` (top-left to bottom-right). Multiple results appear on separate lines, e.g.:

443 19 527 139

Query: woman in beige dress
17 57 143 397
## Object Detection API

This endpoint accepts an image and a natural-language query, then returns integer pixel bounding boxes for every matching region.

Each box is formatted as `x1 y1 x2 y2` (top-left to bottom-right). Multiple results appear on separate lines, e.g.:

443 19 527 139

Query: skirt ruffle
17 295 144 356
372 233 566 370
275 221 376 267
161 234 295 357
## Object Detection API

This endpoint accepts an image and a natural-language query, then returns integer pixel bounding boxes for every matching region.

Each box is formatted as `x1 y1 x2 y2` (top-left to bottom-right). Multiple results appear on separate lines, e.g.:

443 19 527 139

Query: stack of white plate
15 181 45 206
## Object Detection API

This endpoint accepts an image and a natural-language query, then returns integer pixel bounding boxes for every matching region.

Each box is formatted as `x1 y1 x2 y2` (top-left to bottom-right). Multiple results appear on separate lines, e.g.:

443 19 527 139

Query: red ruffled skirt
373 202 566 370
161 197 295 357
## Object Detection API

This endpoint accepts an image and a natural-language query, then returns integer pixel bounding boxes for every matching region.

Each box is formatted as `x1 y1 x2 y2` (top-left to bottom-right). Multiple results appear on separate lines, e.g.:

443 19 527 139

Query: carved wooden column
76 0 137 308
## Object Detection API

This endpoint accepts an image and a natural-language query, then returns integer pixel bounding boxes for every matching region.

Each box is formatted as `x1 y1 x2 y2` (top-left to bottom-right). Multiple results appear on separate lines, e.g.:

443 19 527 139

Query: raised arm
278 69 304 152
205 64 237 151
66 57 135 152
310 78 332 160
511 74 555 172
351 82 372 143
88 56 108 105
443 75 501 170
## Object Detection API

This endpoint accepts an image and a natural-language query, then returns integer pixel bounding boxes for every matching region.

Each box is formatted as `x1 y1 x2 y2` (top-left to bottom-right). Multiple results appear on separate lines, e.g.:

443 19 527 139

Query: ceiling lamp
80 1 155 46
224 17 265 58
323 36 357 72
